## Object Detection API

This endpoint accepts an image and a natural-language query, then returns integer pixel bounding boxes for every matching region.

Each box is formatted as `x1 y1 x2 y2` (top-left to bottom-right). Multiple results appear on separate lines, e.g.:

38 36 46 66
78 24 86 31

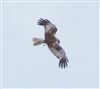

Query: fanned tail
32 38 45 46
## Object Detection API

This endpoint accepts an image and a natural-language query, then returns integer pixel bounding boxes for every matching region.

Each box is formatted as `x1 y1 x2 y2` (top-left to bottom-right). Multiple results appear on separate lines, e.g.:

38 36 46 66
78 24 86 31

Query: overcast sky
2 1 99 88
0 1 1 88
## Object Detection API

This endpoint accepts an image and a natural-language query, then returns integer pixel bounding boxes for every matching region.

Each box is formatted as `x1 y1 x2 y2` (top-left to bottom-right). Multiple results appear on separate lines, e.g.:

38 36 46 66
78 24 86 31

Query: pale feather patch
49 47 66 59
44 23 57 33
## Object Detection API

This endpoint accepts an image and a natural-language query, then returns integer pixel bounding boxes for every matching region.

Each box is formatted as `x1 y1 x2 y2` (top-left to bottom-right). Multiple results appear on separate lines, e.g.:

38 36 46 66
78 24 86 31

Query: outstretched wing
48 44 69 68
37 18 57 34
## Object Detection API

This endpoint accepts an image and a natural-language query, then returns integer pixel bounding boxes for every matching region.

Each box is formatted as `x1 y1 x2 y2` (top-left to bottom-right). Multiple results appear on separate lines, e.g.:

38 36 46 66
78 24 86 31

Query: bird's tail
37 18 50 26
59 57 69 68
32 38 45 46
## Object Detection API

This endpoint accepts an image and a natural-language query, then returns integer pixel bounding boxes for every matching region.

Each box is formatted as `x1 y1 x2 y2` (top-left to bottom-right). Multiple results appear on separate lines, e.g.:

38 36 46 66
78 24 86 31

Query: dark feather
37 18 50 26
59 57 68 68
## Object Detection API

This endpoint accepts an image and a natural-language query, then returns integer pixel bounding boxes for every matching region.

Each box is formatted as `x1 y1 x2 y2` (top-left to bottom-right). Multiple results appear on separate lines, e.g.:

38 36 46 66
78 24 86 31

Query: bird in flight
32 18 69 68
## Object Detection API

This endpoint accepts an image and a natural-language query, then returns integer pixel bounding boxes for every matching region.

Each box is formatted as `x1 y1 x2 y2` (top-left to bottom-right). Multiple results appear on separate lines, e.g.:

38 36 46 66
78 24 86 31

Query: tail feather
59 57 69 68
32 38 45 46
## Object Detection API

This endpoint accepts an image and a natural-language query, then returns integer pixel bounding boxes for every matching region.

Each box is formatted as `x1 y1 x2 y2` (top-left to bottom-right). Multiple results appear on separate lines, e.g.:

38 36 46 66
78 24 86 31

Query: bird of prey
32 18 69 68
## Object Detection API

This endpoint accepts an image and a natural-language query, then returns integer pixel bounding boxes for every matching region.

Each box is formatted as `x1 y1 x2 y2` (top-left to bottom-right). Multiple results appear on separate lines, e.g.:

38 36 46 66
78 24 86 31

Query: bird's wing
48 44 69 68
37 18 57 34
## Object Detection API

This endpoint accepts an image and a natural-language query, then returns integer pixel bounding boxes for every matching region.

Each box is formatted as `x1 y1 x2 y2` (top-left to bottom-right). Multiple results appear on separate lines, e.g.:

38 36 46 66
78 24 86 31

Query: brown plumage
33 18 69 68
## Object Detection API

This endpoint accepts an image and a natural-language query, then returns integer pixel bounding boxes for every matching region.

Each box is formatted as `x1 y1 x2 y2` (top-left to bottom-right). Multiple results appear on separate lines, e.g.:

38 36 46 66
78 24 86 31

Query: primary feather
37 18 57 34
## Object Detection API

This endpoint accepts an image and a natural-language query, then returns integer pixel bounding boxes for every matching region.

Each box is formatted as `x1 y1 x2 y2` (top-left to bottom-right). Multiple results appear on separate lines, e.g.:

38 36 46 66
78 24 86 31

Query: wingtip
59 58 68 69
37 18 50 26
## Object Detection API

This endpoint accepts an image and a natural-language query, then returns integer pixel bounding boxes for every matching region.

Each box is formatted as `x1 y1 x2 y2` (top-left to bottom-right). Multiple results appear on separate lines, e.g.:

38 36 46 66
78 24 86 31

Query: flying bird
32 18 69 68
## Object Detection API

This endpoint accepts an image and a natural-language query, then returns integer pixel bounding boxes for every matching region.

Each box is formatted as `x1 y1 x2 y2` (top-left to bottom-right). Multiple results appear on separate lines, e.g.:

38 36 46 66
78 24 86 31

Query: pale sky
2 1 99 88
0 1 1 88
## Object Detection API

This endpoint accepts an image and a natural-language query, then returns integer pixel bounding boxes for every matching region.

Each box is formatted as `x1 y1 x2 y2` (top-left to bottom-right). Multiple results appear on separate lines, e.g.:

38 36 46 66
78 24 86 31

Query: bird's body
45 31 57 47
33 18 69 68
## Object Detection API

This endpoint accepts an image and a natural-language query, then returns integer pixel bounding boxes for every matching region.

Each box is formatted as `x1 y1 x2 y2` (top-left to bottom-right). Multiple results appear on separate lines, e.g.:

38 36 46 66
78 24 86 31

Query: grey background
0 2 1 87
0 1 1 88
2 2 99 88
